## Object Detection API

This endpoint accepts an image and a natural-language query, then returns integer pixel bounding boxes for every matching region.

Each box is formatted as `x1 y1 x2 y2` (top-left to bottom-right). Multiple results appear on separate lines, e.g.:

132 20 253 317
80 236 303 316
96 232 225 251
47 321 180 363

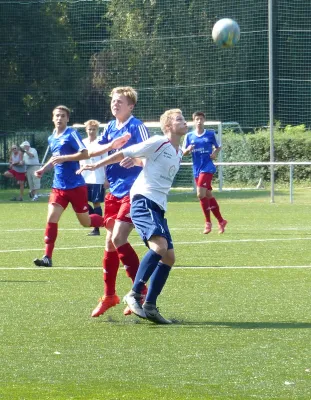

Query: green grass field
1 188 311 400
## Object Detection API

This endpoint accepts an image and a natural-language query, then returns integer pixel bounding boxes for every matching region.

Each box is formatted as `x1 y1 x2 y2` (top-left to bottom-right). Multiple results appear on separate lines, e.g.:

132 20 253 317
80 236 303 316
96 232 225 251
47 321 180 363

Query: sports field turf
1 188 311 399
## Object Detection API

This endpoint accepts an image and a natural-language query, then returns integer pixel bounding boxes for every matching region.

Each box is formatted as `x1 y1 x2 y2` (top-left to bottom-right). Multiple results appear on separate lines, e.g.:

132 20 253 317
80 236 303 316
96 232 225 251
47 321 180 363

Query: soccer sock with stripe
145 262 171 305
132 249 162 294
199 197 211 222
116 243 148 294
103 250 120 296
209 197 223 222
44 222 58 258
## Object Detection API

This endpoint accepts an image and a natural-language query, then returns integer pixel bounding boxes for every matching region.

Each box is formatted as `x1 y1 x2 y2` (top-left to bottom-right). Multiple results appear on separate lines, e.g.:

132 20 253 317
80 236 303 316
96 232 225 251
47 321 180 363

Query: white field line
0 265 310 270
1 236 311 254
1 226 311 232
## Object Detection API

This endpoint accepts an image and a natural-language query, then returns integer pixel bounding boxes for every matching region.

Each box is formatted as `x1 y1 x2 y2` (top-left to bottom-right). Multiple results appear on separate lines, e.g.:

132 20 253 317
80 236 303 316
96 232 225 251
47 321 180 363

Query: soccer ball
212 18 240 48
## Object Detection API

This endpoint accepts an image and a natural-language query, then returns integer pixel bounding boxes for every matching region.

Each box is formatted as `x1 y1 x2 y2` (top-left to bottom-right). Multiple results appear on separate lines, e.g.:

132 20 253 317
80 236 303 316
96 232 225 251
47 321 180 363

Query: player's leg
112 196 142 286
142 216 174 325
70 186 104 228
205 174 227 233
124 196 172 323
196 176 212 233
33 193 65 267
111 200 146 316
87 184 104 236
143 247 174 325
91 194 120 317
91 220 120 317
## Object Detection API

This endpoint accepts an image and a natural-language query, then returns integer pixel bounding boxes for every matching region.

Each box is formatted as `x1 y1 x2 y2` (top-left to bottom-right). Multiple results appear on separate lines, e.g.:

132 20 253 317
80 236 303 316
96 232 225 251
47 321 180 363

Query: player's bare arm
120 157 143 169
183 144 195 156
210 146 221 160
76 150 125 175
35 160 53 178
50 149 88 165
88 132 131 157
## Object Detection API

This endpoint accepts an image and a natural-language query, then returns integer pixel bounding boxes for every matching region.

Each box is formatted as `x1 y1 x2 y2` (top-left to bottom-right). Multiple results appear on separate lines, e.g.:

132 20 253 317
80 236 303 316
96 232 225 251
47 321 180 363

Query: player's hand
187 144 195 153
76 164 96 174
120 157 136 169
111 132 131 150
35 168 44 178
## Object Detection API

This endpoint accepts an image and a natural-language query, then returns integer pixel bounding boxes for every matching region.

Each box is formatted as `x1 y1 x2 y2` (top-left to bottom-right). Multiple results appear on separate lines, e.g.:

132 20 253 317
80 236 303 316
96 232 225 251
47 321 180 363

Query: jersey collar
115 115 133 130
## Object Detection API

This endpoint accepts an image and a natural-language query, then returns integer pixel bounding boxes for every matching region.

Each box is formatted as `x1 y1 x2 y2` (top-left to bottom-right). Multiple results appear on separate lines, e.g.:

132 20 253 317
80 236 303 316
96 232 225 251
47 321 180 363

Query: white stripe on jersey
71 129 86 150
138 124 149 141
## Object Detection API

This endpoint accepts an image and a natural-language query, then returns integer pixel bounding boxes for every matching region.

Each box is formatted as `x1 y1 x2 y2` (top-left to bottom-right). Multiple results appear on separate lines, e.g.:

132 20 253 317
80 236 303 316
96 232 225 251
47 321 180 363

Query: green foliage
222 125 311 184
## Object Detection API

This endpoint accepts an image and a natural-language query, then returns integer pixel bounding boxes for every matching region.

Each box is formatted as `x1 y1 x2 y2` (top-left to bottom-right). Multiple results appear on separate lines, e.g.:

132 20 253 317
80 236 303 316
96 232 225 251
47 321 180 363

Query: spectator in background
80 120 108 236
20 140 41 201
4 144 26 201
182 111 227 234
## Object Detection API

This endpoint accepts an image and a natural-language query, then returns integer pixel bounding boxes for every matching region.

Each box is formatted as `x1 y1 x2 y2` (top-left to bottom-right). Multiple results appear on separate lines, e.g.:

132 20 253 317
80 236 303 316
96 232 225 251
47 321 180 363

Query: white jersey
80 137 107 184
123 135 183 211
23 147 39 166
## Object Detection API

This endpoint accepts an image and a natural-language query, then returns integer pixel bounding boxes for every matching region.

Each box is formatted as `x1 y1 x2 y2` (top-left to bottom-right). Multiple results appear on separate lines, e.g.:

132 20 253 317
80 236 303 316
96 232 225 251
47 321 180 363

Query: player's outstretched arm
76 151 125 175
50 149 88 165
120 157 143 169
89 133 131 157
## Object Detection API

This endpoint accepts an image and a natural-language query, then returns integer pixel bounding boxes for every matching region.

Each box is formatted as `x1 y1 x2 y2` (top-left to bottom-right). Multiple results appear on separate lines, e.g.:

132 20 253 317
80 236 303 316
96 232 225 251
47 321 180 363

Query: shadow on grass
168 190 288 202
170 320 311 329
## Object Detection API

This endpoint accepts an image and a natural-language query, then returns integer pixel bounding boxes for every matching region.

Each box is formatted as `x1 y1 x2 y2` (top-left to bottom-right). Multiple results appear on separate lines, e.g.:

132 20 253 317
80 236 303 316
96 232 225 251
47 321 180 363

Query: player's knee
111 233 126 249
197 192 205 200
165 253 175 267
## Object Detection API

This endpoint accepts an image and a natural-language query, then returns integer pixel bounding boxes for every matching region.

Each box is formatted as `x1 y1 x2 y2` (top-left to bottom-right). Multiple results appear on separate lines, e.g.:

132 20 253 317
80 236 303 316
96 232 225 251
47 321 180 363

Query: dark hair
53 105 70 117
192 111 206 120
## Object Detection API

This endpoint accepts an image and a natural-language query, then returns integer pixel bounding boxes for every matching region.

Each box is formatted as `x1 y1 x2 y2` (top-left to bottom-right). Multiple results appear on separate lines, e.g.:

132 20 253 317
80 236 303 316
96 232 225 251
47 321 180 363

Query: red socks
209 197 223 222
103 243 145 295
89 214 104 227
103 250 120 296
116 243 139 282
199 197 211 222
44 222 58 258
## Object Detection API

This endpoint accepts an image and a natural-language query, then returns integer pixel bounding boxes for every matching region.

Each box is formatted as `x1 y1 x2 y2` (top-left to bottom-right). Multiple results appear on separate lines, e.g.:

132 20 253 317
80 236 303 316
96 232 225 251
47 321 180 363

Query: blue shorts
87 184 105 204
130 195 173 250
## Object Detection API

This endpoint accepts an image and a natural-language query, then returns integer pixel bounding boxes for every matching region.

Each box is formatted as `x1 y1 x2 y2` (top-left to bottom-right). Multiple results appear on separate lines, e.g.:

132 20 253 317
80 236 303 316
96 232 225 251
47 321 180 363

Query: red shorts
103 192 132 226
195 172 214 191
49 186 89 213
8 169 26 182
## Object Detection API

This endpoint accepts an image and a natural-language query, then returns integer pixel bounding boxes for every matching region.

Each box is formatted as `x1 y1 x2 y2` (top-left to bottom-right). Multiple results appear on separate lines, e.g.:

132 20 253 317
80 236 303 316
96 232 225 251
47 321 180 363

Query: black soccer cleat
143 302 172 325
33 256 52 268
87 229 100 236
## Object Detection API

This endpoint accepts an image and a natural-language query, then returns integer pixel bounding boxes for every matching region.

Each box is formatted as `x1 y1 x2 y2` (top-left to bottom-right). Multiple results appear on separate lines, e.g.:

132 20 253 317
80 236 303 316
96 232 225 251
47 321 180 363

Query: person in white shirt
79 120 107 236
20 141 41 201
78 108 187 324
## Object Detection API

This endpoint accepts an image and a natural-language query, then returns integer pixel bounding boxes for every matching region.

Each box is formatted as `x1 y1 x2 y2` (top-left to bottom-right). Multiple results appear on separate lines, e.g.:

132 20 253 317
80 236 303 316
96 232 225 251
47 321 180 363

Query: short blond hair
53 105 70 117
110 86 138 106
84 119 100 128
160 109 183 133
